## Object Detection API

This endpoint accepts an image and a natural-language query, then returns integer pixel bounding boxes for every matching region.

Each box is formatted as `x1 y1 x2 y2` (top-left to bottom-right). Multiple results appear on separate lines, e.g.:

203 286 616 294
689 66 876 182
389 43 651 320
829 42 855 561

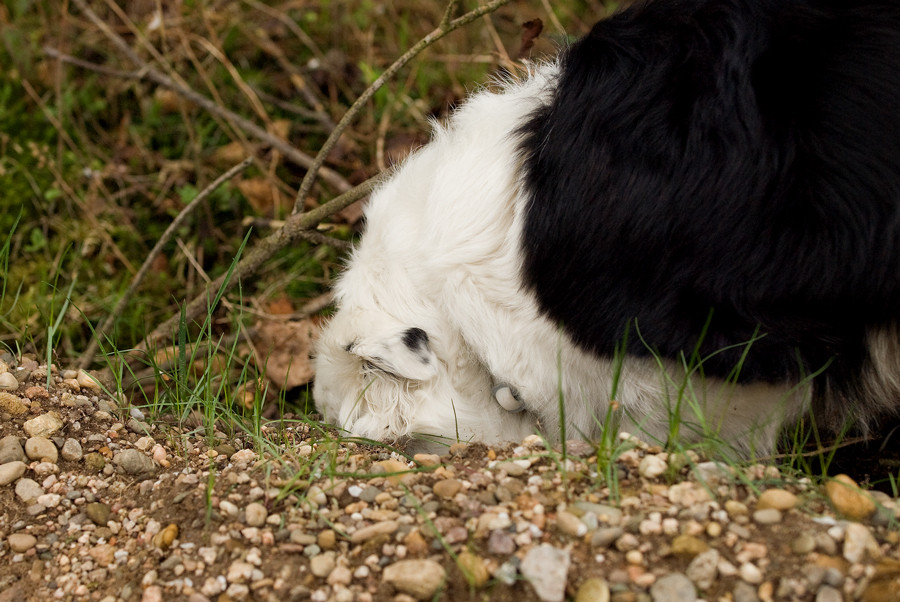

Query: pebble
457 551 489 587
826 474 876 521
0 434 26 463
15 478 43 503
60 438 83 461
575 578 610 602
557 510 588 537
757 488 799 511
382 559 446 599
686 548 719 590
650 572 697 602
350 520 398 543
752 508 783 524
815 585 843 602
733 581 761 602
76 370 102 392
245 502 268 527
86 502 112 525
739 562 764 584
792 532 817 555
0 460 27 485
0 390 27 413
8 533 38 552
310 554 335 578
638 454 667 479
23 412 64 438
0 371 19 390
843 522 880 563
25 436 58 463
432 478 462 498
487 529 516 554
521 544 571 602
113 449 157 475
671 534 709 557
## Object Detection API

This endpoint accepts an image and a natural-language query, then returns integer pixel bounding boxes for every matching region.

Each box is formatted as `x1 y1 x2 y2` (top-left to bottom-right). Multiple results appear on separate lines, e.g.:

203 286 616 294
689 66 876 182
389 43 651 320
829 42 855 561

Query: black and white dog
314 0 900 456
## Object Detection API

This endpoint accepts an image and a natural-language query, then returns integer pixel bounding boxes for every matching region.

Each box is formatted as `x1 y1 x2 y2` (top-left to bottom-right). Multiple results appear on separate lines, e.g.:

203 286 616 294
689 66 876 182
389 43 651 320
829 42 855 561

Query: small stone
8 533 37 553
826 474 876 521
725 500 749 517
739 562 763 584
24 437 58 463
557 511 588 537
374 459 410 485
752 508 783 525
61 438 83 461
153 523 178 550
83 452 106 472
575 578 610 602
0 391 27 413
815 585 843 602
245 502 267 527
757 489 798 511
573 502 623 525
413 453 441 467
0 460 26 486
227 560 255 583
638 454 667 479
76 370 102 393
521 544 570 602
86 502 112 526
591 527 624 548
432 478 462 499
487 529 517 555
686 549 719 590
383 559 446 599
0 435 25 464
458 551 489 587
668 481 712 506
310 554 336 578
0 372 19 390
15 478 43 503
113 449 156 475
23 412 64 438
318 529 337 550
671 534 709 558
843 522 880 563
350 520 398 543
327 565 352 586
88 543 116 567
650 572 697 602
733 581 760 602
792 533 817 555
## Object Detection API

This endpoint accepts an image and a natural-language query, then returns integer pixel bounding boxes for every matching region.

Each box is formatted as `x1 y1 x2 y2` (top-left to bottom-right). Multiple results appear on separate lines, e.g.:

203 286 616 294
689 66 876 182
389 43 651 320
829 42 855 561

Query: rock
383 559 446 599
671 534 709 558
757 489 799 511
413 453 441 466
61 438 83 461
638 454 668 479
752 508 783 525
432 478 462 499
573 502 623 525
0 391 27 414
227 560 255 583
733 580 761 602
153 524 178 550
113 449 156 476
0 372 19 390
327 565 352 586
350 520 398 543
0 460 26 486
792 533 817 555
686 548 719 590
88 543 116 567
8 533 37 553
668 481 712 506
576 578 611 602
245 502 267 527
487 529 516 555
83 452 106 472
693 461 731 482
24 436 58 463
458 551 489 587
318 529 337 550
310 553 336 578
843 522 880 563
649 573 697 602
76 370 102 393
86 502 112 526
739 562 763 584
861 559 900 602
826 474 876 521
15 478 43 503
591 527 624 548
521 543 571 602
557 511 588 537
815 585 843 602
23 412 64 438
0 435 25 464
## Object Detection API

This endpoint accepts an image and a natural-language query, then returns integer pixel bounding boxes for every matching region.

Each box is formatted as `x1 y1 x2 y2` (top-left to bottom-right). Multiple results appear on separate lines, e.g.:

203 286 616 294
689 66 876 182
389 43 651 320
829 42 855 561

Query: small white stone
739 562 763 584
0 372 18 390
638 455 668 479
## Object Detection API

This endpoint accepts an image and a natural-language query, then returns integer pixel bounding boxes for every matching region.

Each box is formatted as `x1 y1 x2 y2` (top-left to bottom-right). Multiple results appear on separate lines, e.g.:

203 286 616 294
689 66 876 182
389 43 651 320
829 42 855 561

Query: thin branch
66 0 352 193
77 157 253 369
291 0 514 213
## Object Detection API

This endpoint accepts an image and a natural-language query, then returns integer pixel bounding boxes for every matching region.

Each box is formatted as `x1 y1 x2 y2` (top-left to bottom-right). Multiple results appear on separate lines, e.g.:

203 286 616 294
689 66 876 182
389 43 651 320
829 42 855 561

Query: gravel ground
1 354 899 602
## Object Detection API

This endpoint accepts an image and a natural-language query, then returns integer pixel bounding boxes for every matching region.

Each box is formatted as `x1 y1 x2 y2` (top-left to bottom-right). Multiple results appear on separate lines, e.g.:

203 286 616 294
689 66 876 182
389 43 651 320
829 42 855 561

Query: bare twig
66 0 352 193
291 0 514 213
77 157 253 369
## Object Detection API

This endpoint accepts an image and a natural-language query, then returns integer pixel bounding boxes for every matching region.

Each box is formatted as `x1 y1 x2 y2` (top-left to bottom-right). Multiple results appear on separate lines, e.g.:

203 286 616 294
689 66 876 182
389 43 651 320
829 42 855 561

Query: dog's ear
349 327 438 381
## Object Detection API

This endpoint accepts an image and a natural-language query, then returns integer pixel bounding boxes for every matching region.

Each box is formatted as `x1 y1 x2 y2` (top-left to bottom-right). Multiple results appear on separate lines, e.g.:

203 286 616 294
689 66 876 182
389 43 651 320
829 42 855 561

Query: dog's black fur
520 0 900 426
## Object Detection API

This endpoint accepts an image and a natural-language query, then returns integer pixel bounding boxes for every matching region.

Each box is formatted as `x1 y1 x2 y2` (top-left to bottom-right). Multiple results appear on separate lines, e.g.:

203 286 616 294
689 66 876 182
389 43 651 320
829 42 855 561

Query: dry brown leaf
517 18 544 59
250 318 320 389
237 177 287 215
212 141 248 166
266 296 295 315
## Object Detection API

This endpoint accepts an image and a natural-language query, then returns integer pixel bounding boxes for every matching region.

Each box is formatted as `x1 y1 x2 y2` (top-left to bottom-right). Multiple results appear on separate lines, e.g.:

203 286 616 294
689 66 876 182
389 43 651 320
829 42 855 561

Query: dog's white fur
313 65 803 455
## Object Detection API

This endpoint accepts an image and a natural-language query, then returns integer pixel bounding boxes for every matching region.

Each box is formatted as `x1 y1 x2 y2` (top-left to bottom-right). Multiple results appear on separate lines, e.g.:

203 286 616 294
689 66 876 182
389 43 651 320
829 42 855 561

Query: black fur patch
518 0 900 417
402 327 430 359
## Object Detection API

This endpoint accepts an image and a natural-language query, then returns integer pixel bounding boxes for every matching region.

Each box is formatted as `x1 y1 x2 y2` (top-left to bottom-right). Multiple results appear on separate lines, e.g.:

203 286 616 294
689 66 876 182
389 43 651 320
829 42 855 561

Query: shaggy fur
314 0 900 455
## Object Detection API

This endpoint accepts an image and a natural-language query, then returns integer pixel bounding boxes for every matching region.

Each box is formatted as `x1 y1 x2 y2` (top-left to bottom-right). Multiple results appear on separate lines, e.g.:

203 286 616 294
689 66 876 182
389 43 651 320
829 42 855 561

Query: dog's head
314 300 537 449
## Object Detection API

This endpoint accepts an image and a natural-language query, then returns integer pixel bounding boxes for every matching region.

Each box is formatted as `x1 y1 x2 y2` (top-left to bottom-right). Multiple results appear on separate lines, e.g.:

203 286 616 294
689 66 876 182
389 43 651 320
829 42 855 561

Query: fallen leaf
250 318 320 389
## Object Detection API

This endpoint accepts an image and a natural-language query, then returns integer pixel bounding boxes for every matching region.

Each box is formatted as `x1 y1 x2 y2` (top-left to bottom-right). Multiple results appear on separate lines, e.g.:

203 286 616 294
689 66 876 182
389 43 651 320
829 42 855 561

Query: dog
313 0 900 456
